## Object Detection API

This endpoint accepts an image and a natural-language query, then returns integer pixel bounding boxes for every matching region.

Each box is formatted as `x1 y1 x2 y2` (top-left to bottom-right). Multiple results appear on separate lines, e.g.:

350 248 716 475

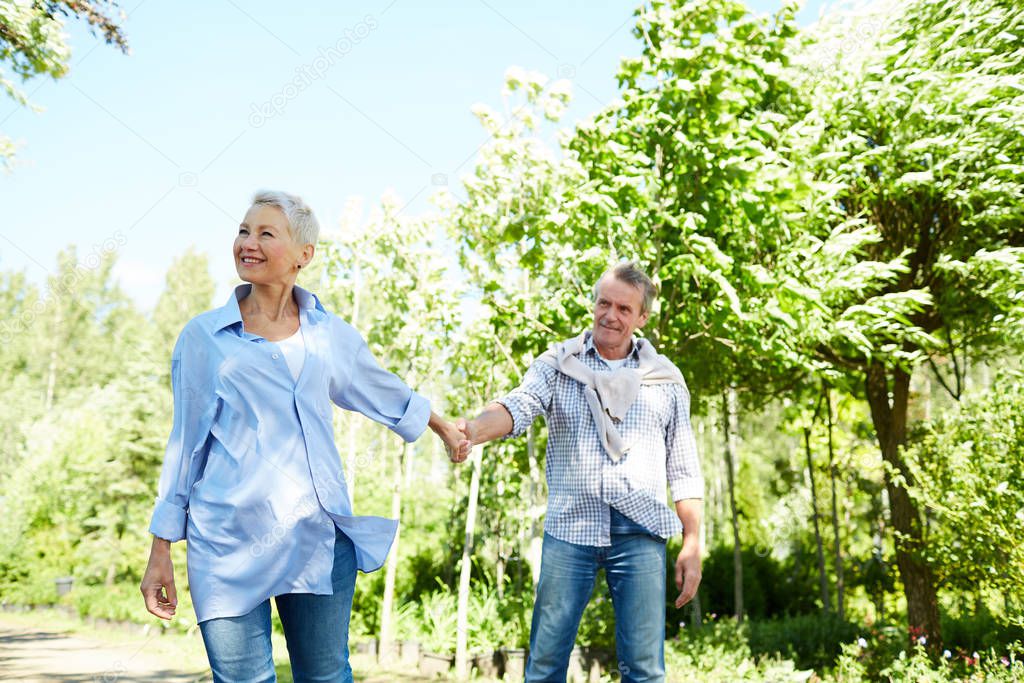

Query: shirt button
272 353 280 359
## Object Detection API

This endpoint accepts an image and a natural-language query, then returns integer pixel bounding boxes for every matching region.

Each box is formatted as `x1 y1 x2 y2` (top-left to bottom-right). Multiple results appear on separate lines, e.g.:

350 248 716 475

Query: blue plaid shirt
497 331 703 547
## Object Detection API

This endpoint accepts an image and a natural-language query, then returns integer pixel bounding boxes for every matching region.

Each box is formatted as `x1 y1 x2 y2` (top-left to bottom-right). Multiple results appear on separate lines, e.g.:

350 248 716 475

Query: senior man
456 261 703 682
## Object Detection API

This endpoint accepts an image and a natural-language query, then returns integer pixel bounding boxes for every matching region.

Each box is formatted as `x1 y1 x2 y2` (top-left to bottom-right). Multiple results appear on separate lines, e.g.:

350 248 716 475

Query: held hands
430 412 471 463
140 538 177 620
454 417 475 454
674 538 702 608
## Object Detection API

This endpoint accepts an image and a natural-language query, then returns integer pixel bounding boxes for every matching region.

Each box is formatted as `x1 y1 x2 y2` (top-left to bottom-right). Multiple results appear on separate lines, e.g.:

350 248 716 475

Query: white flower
918 636 927 645
944 650 952 659
857 638 868 648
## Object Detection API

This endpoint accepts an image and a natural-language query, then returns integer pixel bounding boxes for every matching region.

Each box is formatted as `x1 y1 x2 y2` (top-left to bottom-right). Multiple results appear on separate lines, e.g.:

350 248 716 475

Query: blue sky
0 0 828 311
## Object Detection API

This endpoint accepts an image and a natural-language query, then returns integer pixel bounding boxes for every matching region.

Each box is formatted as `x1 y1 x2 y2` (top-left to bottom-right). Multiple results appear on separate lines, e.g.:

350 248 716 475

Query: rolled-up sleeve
149 328 218 542
496 360 556 438
329 325 430 443
665 381 704 501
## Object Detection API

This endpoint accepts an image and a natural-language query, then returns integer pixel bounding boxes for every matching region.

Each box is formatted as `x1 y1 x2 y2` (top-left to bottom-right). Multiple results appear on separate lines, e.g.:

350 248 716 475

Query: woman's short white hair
250 190 320 246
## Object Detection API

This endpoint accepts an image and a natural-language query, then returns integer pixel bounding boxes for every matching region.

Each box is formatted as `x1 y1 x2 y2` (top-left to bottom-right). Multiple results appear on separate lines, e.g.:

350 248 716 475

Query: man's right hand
140 537 177 620
454 417 475 454
454 417 473 448
454 404 514 450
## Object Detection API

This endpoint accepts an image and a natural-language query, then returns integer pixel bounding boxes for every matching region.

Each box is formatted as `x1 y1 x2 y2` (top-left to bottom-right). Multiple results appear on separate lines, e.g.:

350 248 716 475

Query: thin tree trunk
378 439 408 663
722 389 743 622
865 362 941 646
45 305 60 411
525 425 543 587
691 497 707 629
698 417 714 550
873 489 888 623
455 444 483 680
804 426 830 613
496 479 506 600
496 536 506 600
825 387 845 621
345 255 363 498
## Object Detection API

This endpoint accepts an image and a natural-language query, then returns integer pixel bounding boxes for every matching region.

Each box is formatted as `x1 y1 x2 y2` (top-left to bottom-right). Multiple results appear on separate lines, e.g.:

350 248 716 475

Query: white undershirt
276 326 305 382
598 353 629 370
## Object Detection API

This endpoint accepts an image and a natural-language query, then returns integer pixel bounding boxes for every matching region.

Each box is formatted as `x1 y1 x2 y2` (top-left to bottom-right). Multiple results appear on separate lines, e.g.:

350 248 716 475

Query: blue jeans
198 528 357 683
526 531 667 683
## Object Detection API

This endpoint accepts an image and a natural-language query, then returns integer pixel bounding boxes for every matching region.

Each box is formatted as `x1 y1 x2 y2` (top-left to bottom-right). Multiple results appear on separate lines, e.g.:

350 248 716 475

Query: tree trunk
496 479 506 600
345 256 363 498
45 304 61 411
722 390 743 622
865 362 941 645
525 425 543 587
873 489 887 623
804 426 831 613
378 439 408 663
454 444 483 680
690 497 707 630
496 536 506 600
825 387 845 621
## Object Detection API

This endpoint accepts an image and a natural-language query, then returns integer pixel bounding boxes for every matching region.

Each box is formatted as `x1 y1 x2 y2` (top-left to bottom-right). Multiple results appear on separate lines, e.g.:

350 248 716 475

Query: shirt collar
213 283 326 334
583 329 641 361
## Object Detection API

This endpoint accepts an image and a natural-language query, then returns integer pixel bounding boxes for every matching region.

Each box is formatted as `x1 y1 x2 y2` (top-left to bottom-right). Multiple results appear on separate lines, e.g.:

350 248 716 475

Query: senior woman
140 190 468 683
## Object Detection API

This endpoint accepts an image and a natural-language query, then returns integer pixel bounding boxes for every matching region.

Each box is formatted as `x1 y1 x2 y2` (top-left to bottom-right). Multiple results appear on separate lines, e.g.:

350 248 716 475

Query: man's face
591 275 649 353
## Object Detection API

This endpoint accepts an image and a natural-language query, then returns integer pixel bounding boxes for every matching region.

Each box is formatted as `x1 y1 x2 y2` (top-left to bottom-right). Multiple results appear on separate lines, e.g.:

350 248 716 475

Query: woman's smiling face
234 204 304 285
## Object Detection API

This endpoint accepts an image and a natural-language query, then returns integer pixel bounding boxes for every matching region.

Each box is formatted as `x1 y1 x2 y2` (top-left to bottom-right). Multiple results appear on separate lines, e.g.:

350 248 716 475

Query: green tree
152 247 215 362
567 0 810 623
788 0 1024 641
1 0 128 165
903 376 1024 626
318 193 460 663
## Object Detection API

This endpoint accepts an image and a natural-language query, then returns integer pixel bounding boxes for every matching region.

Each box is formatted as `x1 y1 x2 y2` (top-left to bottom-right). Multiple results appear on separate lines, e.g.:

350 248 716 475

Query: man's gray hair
594 261 658 315
250 190 320 247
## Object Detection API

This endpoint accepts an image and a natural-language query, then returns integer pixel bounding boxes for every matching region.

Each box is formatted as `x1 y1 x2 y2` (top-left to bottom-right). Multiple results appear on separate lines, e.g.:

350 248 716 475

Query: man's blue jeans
525 531 667 683
198 527 357 683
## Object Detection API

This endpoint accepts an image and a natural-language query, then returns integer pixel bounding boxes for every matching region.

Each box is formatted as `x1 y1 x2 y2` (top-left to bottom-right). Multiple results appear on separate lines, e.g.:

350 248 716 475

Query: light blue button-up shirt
149 283 430 623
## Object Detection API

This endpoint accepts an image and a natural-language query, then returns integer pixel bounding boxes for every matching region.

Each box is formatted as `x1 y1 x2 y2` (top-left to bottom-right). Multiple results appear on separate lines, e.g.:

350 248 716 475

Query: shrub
747 612 861 670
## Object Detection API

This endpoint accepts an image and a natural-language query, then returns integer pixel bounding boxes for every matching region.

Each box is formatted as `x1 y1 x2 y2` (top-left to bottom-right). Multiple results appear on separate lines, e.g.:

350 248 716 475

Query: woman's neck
241 282 297 322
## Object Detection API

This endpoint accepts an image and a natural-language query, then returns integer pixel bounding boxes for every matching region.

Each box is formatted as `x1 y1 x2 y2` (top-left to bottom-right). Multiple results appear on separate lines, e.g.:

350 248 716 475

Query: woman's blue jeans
198 527 357 683
525 531 667 683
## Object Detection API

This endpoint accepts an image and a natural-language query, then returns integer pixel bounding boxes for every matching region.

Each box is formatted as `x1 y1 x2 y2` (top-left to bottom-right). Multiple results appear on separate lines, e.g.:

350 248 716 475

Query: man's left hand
674 540 702 608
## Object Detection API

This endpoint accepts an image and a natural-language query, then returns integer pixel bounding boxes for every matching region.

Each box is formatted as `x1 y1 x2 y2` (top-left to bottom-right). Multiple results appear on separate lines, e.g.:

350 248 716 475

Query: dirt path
0 612 438 682
0 618 207 682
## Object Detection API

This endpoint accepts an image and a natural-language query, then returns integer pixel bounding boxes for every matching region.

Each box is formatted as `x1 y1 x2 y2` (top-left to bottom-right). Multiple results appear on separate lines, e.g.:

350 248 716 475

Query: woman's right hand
140 536 178 620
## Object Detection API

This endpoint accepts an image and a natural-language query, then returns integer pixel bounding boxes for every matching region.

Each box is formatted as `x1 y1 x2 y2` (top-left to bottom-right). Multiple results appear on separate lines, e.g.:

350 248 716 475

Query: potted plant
348 608 377 655
496 596 531 680
417 589 456 677
580 645 613 680
394 601 422 667
469 591 502 678
574 591 616 681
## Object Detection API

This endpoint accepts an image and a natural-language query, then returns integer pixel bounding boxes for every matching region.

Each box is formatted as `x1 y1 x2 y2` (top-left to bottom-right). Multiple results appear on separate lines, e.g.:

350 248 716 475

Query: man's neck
593 338 632 361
